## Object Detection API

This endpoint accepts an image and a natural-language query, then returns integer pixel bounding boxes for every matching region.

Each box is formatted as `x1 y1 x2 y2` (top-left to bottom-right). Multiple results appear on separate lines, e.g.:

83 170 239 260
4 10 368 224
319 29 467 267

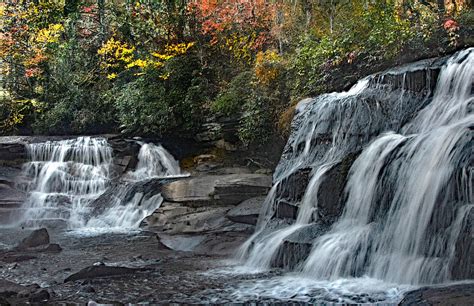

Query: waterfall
17 137 181 232
18 137 113 229
84 142 183 232
128 143 181 179
240 48 473 285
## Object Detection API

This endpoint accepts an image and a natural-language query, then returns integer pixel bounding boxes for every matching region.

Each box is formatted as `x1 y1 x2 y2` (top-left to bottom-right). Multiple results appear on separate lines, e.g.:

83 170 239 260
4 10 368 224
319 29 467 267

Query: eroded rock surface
226 196 265 225
161 174 271 207
399 283 474 306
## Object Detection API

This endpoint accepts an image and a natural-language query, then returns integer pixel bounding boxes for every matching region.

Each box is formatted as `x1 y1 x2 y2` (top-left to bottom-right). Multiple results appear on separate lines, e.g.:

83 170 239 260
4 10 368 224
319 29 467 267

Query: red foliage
81 5 96 14
188 0 276 48
443 18 459 31
24 67 41 78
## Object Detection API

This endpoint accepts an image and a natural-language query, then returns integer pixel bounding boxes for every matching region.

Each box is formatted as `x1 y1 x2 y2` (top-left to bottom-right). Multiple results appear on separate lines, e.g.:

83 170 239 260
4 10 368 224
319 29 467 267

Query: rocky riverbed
0 227 279 304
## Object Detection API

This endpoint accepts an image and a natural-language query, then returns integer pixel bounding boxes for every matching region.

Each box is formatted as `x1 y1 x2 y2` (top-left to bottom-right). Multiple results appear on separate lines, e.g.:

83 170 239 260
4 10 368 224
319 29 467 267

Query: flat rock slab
161 174 271 207
226 196 266 225
399 283 474 305
64 265 144 283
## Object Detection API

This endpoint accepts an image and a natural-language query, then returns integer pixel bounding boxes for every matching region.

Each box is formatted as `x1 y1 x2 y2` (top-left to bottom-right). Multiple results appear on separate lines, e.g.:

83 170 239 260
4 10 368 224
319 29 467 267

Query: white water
238 78 374 269
18 137 113 229
239 48 474 291
303 49 473 284
17 137 181 233
128 143 181 179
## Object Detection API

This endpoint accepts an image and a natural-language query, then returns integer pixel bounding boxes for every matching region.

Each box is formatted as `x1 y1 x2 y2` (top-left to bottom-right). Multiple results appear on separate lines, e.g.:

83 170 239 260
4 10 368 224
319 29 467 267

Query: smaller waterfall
128 143 181 179
18 137 113 229
84 142 183 232
17 138 182 233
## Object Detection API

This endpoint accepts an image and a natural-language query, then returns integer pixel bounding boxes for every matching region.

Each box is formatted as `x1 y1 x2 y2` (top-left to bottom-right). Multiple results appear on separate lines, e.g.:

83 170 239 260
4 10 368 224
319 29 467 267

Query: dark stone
0 296 10 305
80 286 96 293
399 283 474 306
275 200 298 220
316 152 360 225
44 243 62 253
272 223 328 269
0 279 24 297
0 253 37 263
451 206 473 280
28 289 50 303
90 177 167 216
16 228 50 250
64 265 143 283
278 167 312 205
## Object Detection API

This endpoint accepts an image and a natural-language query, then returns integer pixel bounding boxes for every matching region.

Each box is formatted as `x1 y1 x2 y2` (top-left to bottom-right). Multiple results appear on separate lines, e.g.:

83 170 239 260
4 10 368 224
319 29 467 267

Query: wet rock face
273 223 328 269
0 138 28 166
316 152 359 225
255 52 473 276
451 207 473 280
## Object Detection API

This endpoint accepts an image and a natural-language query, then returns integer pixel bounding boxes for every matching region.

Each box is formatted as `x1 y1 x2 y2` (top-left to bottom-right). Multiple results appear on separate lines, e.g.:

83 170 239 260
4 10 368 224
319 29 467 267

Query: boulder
0 279 25 297
214 174 272 205
226 196 265 225
16 228 50 250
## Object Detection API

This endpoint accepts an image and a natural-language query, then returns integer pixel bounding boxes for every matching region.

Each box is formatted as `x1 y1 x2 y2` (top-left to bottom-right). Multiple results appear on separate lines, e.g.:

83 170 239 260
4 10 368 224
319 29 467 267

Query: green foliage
238 89 272 147
111 54 206 136
113 73 171 135
290 1 430 95
33 37 114 134
211 71 253 117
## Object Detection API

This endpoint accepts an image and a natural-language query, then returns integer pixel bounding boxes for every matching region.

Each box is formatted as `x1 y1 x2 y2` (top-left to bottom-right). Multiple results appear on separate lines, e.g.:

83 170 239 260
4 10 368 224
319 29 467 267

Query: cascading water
18 137 113 229
128 142 181 179
16 137 182 233
239 48 473 287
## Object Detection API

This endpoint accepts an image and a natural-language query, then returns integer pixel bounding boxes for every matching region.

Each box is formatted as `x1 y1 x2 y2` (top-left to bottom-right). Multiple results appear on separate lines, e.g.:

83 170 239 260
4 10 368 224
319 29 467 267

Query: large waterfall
239 48 473 286
16 137 181 232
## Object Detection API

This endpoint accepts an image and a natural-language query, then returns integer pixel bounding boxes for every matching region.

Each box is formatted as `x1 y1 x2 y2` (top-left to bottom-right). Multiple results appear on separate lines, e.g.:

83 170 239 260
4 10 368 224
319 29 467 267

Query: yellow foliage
34 23 64 44
99 38 194 80
98 37 135 66
224 33 255 62
152 42 195 60
0 98 43 132
255 50 282 85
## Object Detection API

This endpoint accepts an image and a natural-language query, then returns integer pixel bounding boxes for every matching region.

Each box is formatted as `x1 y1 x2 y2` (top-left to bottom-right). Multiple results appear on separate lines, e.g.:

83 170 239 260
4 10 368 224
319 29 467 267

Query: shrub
211 71 253 117
112 54 208 136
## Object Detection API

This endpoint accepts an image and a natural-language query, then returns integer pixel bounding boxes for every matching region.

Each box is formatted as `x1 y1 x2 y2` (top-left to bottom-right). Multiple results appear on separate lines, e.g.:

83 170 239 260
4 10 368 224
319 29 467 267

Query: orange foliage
188 0 276 50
